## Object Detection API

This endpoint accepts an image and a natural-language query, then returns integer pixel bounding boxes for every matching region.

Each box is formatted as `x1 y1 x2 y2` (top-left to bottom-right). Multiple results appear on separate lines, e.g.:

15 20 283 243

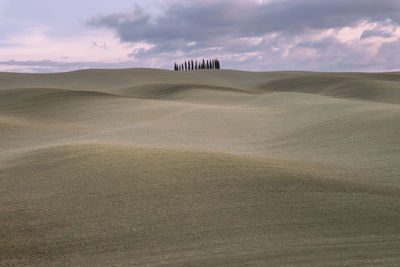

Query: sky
0 0 399 73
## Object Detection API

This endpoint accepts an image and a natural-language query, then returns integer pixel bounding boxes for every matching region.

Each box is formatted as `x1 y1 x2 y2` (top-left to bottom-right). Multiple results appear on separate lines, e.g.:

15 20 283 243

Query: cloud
360 28 394 40
82 0 400 72
88 0 400 52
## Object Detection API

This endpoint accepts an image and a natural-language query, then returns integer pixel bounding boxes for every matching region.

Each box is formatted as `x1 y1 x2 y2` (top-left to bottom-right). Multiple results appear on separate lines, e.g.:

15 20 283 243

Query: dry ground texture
1 69 400 266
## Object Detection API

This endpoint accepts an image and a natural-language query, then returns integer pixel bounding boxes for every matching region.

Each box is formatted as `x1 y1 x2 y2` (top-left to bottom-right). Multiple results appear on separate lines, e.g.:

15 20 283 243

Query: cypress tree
216 59 220 69
174 59 222 71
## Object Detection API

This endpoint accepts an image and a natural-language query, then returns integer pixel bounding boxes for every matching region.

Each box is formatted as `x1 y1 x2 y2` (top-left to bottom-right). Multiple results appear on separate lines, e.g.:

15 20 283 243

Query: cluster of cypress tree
174 59 220 71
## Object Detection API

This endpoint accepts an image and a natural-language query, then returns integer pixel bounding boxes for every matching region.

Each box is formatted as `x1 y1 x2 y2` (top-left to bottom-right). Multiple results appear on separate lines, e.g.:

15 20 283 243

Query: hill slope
1 69 400 265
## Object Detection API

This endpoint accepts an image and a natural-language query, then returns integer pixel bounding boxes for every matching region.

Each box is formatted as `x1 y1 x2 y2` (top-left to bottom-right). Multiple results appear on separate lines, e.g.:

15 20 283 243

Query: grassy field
1 69 400 265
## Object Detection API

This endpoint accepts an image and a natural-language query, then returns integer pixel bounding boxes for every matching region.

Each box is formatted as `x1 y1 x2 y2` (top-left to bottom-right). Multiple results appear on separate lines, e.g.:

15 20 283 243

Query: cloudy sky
0 0 399 73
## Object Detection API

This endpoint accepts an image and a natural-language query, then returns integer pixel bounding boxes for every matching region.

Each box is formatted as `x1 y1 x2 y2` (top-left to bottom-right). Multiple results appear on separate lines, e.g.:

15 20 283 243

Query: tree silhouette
174 58 221 71
215 59 220 69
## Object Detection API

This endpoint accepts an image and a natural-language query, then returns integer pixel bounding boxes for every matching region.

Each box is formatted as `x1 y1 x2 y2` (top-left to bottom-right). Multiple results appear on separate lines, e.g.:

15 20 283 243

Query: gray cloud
88 0 400 53
360 29 394 39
